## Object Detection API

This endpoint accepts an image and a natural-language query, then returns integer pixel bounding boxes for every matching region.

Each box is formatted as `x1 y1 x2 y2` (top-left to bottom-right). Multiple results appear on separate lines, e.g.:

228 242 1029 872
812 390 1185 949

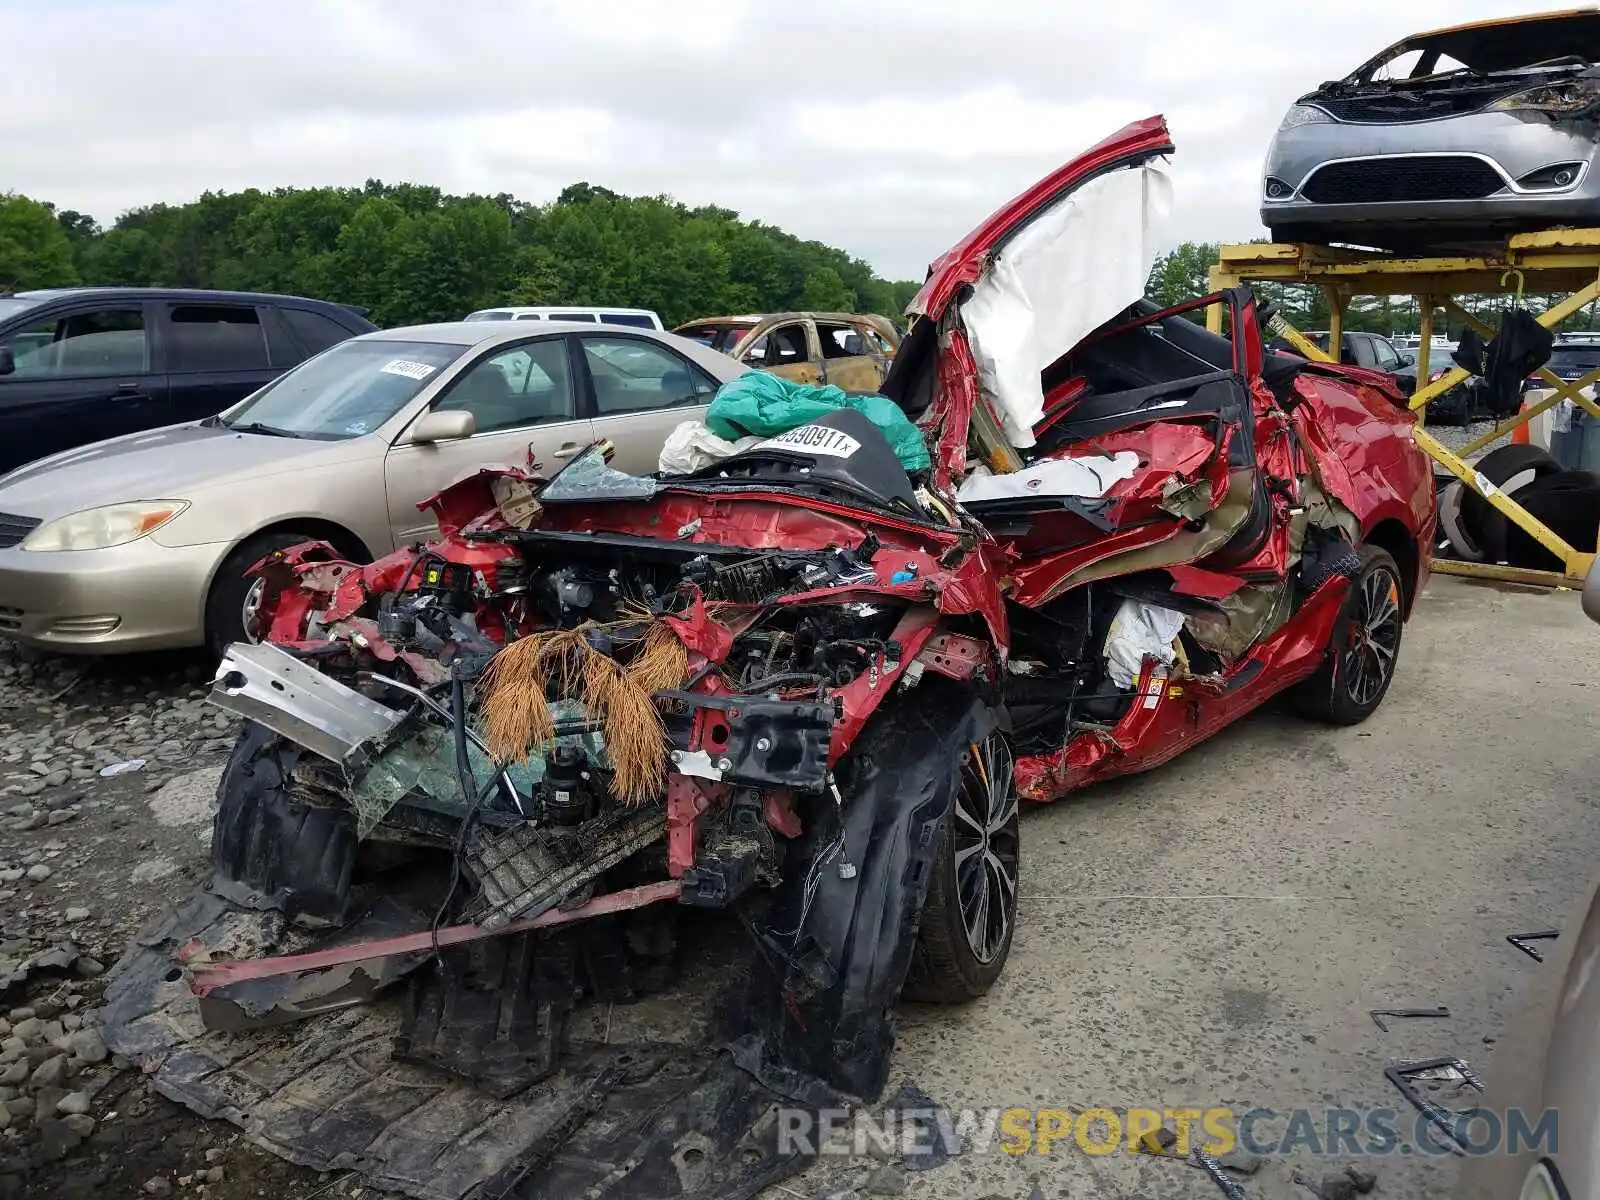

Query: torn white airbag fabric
659 420 763 475
956 451 1140 503
961 162 1172 449
1104 598 1185 690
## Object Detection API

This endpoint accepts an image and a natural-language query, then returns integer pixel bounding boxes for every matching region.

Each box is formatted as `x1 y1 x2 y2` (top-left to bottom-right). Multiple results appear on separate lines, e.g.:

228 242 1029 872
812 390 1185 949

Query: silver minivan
463 305 664 330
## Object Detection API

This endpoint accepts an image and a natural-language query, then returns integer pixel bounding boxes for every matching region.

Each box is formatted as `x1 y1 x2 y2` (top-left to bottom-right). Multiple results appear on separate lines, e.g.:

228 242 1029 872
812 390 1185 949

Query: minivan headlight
1492 79 1600 115
21 501 189 552
1279 104 1333 130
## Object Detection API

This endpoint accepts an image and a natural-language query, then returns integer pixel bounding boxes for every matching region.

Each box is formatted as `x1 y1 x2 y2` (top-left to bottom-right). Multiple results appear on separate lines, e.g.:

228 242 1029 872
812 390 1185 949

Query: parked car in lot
0 288 375 474
0 322 746 654
1262 9 1600 250
672 311 901 392
463 305 663 329
1306 330 1419 394
1393 334 1454 368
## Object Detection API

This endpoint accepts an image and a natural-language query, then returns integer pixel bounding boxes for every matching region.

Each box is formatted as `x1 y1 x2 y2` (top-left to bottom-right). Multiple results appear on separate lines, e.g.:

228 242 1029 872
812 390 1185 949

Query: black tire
902 732 1020 1003
1494 469 1600 571
1457 444 1561 554
1454 446 1565 566
1289 545 1405 726
204 531 320 656
1438 481 1482 562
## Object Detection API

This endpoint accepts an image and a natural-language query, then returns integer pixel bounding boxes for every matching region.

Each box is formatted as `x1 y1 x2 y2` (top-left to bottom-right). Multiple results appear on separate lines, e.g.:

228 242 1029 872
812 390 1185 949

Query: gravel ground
1 574 1595 1200
0 645 312 1200
1424 418 1511 458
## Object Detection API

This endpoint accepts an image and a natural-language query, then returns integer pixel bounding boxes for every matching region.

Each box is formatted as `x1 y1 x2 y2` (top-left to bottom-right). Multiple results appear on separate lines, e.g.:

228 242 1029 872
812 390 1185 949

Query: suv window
549 313 598 323
1346 335 1377 369
1 309 149 378
601 313 656 329
1372 337 1402 370
167 304 268 371
582 336 717 414
283 308 354 356
435 339 575 433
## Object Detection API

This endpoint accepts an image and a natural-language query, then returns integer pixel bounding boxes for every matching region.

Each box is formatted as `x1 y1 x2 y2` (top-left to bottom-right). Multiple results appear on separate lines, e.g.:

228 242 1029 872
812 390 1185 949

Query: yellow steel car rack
1208 229 1600 588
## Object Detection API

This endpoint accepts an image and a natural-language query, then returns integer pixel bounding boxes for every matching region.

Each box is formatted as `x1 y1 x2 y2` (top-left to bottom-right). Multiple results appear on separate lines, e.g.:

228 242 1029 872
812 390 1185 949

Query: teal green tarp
705 372 930 473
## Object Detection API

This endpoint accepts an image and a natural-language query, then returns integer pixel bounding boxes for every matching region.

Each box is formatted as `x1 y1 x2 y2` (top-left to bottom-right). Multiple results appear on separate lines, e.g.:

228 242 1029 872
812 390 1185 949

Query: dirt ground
0 573 1594 1200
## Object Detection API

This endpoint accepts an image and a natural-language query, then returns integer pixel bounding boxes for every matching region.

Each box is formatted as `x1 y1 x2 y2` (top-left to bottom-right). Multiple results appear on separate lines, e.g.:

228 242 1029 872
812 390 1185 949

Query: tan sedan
673 312 901 392
0 321 748 654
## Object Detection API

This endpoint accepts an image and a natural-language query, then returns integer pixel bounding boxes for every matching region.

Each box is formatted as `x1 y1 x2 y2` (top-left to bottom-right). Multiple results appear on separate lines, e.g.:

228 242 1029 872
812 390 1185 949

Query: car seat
442 364 520 431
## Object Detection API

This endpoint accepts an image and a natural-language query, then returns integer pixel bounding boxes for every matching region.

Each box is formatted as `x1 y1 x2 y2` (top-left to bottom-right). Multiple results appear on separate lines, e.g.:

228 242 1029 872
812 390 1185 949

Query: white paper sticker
755 425 862 458
1474 472 1499 499
1142 669 1167 709
380 358 437 381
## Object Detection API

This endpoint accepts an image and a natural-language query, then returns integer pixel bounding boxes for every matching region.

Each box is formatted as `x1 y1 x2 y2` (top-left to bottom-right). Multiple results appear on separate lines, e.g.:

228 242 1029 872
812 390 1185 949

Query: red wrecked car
102 117 1435 1200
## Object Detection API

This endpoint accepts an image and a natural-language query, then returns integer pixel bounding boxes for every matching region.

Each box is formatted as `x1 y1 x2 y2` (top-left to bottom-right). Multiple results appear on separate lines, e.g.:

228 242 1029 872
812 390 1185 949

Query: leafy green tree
0 195 78 289
5 179 921 327
796 267 854 312
1146 242 1220 314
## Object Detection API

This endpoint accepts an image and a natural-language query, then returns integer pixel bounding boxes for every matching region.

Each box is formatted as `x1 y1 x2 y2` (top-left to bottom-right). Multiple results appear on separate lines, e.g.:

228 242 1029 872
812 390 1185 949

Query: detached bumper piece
210 641 406 767
395 930 575 1098
103 894 824 1200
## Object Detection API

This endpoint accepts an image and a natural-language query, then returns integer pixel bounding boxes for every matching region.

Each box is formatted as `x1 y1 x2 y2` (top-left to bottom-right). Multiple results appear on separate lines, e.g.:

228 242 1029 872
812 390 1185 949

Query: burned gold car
100 117 1435 1200
673 311 900 391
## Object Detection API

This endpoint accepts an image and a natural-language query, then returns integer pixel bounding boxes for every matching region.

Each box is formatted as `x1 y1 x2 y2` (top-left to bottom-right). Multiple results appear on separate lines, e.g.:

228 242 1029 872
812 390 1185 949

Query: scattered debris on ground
1506 929 1560 962
1368 1004 1450 1032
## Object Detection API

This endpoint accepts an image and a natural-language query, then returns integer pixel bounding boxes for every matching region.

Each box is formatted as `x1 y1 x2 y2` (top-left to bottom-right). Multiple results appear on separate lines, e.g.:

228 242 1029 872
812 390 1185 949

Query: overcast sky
0 0 1572 280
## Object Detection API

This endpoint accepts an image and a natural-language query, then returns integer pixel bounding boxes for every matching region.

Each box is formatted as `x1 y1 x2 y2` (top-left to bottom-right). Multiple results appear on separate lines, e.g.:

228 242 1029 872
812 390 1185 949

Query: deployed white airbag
659 420 762 475
961 162 1172 449
955 450 1139 503
1103 598 1186 690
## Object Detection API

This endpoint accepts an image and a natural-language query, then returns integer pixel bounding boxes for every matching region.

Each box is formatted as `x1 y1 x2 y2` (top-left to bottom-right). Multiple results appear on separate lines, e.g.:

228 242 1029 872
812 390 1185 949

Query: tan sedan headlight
21 501 190 552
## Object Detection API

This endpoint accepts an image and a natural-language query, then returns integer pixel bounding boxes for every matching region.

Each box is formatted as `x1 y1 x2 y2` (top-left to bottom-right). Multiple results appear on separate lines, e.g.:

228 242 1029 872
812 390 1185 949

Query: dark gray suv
0 287 375 473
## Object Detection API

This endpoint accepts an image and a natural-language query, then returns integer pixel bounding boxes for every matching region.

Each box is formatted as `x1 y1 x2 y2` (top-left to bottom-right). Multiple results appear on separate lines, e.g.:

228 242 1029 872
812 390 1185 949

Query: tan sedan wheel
204 531 319 657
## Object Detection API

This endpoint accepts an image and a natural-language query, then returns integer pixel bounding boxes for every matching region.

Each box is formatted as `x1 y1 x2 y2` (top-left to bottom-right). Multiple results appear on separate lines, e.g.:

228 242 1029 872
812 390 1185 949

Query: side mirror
0 348 13 377
408 410 475 444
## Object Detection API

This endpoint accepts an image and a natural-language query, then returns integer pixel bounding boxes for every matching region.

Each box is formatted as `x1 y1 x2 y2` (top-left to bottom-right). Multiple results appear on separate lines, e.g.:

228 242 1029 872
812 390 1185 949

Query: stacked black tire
1436 445 1600 572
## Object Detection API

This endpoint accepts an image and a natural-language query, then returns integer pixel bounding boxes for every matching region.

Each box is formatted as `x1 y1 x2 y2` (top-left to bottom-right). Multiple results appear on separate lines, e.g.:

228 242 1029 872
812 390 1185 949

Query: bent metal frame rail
1207 228 1600 588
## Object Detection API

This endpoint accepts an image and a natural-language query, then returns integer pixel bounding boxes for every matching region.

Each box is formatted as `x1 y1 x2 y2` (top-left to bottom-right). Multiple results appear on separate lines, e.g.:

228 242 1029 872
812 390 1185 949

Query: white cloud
0 0 1578 279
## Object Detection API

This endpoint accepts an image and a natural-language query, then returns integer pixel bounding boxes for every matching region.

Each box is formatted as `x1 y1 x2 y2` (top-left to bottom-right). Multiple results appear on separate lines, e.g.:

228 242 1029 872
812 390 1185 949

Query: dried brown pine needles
475 619 690 805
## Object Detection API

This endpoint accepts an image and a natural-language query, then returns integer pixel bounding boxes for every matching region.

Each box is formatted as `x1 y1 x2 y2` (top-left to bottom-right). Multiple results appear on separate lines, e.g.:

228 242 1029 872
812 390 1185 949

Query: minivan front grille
0 512 40 550
1301 157 1506 204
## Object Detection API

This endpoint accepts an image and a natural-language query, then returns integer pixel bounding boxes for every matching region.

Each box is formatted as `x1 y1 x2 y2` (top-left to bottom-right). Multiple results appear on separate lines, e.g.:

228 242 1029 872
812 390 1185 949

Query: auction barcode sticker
380 359 438 381
754 424 862 458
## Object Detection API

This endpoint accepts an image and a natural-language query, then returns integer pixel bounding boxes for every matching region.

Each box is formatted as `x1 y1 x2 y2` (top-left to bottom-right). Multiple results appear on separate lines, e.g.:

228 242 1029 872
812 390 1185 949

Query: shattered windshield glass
539 444 660 502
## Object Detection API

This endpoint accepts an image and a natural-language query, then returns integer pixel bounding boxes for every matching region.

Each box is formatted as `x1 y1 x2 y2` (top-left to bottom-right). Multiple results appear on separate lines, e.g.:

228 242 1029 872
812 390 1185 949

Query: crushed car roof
1355 7 1600 75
